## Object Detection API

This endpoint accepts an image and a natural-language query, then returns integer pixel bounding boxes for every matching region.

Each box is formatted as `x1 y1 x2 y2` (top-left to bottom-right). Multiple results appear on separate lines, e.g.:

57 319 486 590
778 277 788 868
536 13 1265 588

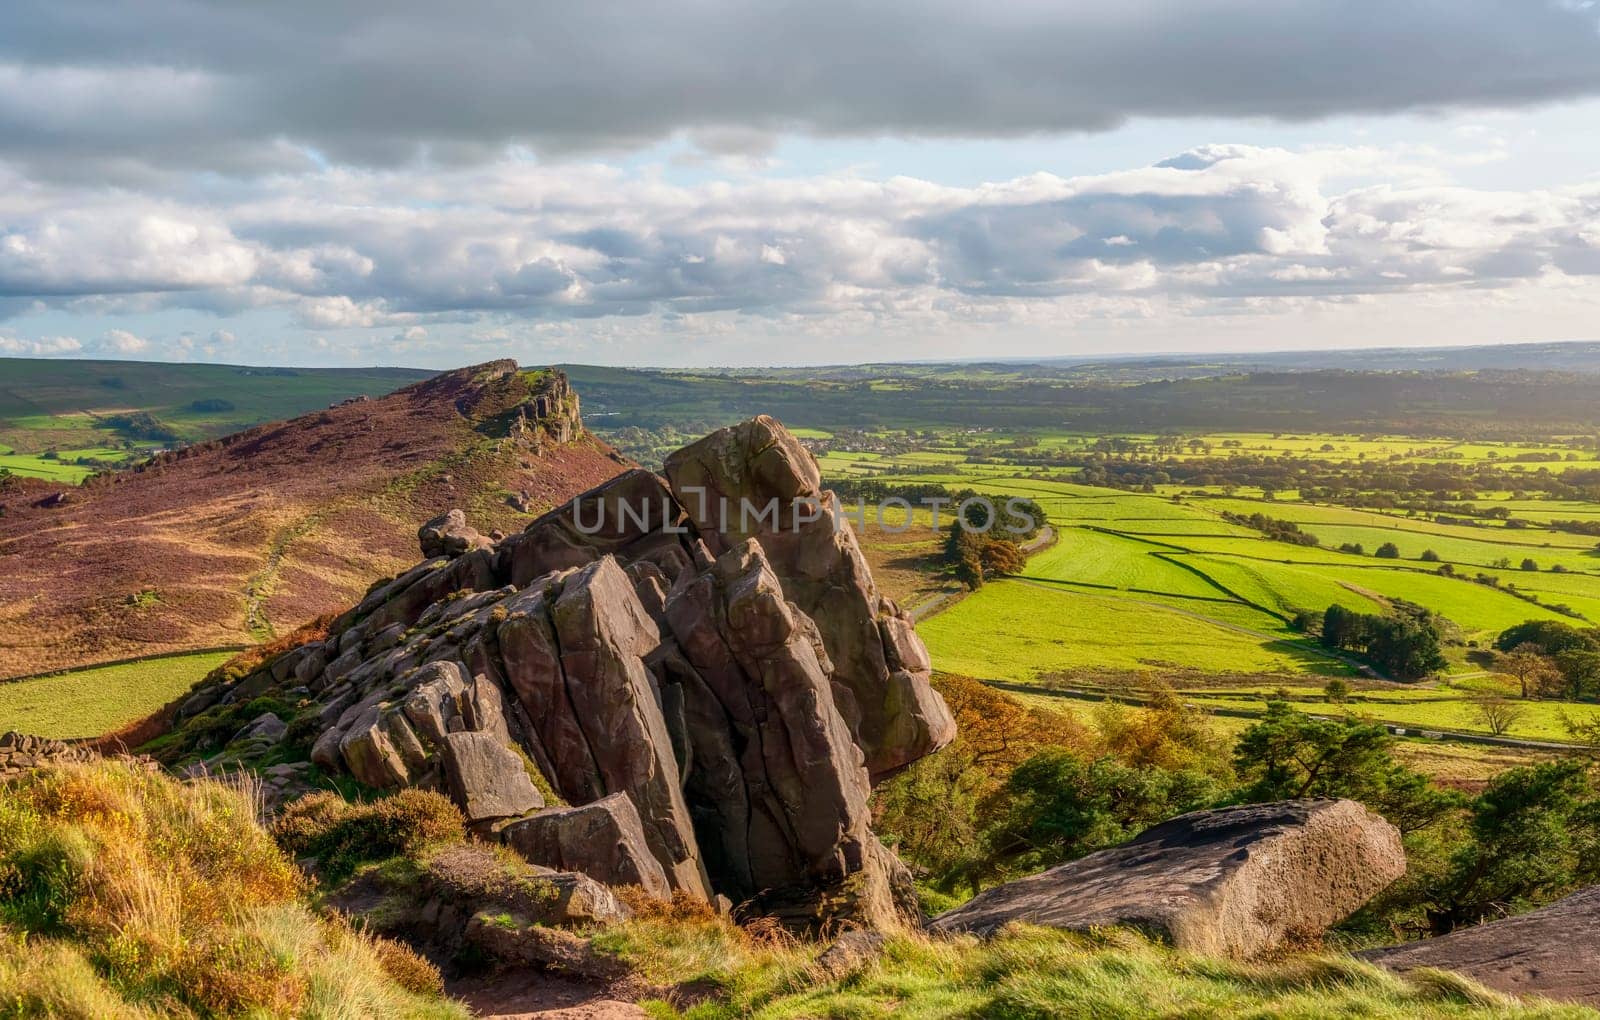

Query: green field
815 420 1600 693
0 651 235 738
917 579 1349 679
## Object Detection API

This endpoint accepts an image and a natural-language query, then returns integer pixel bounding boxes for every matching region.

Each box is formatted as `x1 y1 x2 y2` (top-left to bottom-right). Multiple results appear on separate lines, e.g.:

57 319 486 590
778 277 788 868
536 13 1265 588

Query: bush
273 788 465 879
1521 558 1539 571
1374 542 1400 559
1419 549 1440 562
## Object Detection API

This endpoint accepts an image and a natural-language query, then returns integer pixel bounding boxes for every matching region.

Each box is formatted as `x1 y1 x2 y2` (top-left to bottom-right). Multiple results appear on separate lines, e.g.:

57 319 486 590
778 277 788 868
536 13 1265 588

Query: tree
1498 643 1565 699
1495 620 1600 656
1419 549 1440 562
1321 604 1367 650
978 538 1027 577
1421 760 1600 934
982 748 1222 876
1472 695 1524 736
1522 558 1540 572
1556 650 1600 701
1324 678 1351 704
874 675 1089 893
1233 701 1459 834
1364 615 1448 680
944 521 1029 589
1375 542 1401 559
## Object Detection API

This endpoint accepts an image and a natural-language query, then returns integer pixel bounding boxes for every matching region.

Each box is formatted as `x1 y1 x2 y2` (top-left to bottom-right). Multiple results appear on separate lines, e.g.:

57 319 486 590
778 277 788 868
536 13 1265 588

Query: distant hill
0 358 433 480
0 362 625 678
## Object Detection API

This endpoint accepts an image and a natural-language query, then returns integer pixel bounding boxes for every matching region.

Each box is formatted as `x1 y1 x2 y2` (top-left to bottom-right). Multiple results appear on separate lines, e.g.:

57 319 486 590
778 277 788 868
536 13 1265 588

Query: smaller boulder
231 712 287 745
440 731 543 824
419 508 490 559
816 929 887 982
932 799 1403 959
501 793 671 900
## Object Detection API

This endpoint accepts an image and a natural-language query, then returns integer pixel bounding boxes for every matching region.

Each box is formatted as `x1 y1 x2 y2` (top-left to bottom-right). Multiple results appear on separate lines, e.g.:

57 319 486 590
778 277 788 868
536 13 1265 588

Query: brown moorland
0 361 626 679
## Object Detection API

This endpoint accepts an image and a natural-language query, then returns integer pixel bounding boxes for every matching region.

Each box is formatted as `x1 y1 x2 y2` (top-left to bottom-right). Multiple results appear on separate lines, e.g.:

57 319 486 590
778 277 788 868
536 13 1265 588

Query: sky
2 1 1600 369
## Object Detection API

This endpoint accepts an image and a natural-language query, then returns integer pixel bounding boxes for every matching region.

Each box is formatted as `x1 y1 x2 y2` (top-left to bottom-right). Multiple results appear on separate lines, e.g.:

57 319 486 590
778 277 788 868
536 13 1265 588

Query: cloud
0 330 81 356
95 329 150 354
1 145 1598 349
2 2 1599 176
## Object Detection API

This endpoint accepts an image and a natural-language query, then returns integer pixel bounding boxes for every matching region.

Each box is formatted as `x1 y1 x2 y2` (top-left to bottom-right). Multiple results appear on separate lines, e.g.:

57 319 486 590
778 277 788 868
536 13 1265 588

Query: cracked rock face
184 415 954 930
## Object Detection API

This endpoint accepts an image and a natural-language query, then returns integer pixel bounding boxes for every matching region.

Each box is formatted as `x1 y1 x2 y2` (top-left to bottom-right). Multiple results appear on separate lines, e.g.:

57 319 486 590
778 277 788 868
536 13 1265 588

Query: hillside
0 362 625 679
0 357 432 480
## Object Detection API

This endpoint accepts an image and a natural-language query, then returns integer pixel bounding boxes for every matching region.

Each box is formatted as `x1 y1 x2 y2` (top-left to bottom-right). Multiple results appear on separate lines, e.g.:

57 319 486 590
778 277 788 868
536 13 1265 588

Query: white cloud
0 330 82 356
1 145 1599 359
95 328 149 354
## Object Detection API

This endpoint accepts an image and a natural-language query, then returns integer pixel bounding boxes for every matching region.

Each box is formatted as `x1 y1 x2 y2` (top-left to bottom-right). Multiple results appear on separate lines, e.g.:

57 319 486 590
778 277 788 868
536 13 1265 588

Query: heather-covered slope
0 362 624 678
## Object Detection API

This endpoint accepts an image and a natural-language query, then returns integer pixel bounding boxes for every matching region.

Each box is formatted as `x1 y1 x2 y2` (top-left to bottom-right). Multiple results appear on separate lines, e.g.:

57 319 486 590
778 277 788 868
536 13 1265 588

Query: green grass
918 580 1345 678
0 450 98 482
1019 529 1226 598
0 651 236 738
612 919 1584 1019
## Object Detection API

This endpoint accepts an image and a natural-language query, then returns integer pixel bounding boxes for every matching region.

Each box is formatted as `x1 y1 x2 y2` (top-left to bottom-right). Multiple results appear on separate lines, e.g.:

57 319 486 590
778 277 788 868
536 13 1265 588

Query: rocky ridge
174 415 956 929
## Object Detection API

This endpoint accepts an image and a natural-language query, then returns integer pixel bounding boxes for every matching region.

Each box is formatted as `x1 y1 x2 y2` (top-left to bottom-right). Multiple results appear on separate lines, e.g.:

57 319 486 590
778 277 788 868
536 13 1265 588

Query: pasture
0 650 235 739
832 424 1600 756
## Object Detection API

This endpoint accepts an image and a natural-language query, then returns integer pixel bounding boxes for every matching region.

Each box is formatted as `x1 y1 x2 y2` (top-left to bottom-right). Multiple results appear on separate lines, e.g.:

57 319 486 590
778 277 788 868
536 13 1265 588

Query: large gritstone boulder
932 799 1405 959
663 416 955 780
195 415 952 932
1359 885 1600 1005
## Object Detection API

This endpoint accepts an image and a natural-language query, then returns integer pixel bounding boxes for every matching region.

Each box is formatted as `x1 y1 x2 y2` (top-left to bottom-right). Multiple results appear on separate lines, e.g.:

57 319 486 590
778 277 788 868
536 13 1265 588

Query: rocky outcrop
932 799 1405 958
419 509 492 559
523 369 583 445
176 414 953 931
1359 885 1600 1005
333 840 633 977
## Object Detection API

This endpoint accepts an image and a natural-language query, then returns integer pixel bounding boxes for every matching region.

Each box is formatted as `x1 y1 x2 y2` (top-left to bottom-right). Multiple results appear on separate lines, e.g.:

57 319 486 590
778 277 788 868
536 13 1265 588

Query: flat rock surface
1359 885 1600 1005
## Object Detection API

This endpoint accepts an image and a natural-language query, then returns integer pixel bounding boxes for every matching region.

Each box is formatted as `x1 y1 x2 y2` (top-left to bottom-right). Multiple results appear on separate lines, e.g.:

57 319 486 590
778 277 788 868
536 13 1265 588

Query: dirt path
448 972 648 1019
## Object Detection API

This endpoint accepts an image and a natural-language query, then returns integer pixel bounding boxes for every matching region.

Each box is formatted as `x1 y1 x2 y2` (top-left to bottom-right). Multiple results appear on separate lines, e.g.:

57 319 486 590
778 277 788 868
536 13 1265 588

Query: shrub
1419 549 1440 562
1374 542 1400 559
273 788 465 878
1521 558 1539 571
369 931 446 996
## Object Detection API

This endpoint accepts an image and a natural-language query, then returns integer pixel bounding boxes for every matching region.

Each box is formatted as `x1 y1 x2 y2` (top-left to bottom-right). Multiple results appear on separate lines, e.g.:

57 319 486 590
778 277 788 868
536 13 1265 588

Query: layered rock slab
932 799 1405 958
1359 885 1600 1005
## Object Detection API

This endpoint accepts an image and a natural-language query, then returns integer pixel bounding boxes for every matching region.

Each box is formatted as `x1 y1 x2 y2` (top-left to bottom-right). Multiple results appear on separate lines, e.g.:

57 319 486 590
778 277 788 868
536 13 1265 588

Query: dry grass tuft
273 788 465 880
0 759 463 1018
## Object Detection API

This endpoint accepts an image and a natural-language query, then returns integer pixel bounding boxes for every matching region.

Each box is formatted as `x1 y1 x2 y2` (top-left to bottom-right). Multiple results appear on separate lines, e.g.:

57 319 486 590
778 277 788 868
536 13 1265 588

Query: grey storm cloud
2 0 1600 173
